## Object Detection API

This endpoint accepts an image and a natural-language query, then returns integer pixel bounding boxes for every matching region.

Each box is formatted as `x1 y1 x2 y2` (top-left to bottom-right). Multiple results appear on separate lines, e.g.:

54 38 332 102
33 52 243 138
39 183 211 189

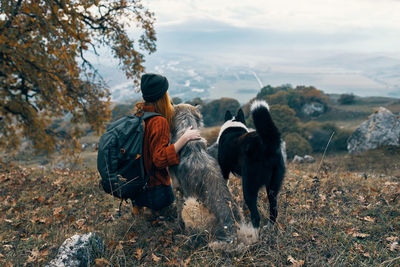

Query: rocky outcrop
47 233 103 267
292 155 315 164
347 107 400 153
302 102 325 116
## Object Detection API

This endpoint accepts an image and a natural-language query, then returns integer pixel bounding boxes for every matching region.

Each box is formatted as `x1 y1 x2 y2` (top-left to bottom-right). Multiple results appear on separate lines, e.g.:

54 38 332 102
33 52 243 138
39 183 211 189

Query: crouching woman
132 73 200 211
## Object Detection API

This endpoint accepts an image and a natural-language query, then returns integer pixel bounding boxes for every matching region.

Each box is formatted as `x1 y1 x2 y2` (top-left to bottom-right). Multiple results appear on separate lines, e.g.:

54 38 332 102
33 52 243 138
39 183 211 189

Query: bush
172 97 183 104
284 132 312 160
303 122 351 153
269 105 302 135
201 98 240 127
256 85 329 117
338 93 355 105
111 102 136 122
185 97 204 106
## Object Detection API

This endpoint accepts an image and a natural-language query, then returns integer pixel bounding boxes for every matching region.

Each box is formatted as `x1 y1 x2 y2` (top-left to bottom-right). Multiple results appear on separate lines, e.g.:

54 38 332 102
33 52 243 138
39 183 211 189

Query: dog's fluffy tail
251 100 281 154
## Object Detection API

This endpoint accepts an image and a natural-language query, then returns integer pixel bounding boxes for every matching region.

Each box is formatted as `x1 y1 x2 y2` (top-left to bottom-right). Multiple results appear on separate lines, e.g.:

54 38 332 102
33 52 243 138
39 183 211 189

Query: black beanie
140 73 169 102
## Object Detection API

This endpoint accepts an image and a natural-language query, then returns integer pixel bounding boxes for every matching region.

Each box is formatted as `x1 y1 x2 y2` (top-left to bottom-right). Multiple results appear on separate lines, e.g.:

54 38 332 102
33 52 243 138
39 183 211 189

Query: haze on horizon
96 0 400 101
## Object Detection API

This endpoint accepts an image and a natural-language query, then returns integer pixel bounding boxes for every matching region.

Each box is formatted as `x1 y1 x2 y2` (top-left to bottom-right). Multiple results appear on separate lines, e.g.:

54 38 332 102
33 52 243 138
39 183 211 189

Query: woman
132 73 200 212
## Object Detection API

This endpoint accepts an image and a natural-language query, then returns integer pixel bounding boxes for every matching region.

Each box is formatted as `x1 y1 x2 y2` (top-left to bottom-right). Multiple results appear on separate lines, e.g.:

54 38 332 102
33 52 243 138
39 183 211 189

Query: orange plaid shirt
141 105 179 187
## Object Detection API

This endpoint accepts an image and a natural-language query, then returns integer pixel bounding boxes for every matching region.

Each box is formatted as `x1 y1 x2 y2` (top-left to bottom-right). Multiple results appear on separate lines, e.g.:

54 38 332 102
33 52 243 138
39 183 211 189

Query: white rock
47 233 103 267
304 155 315 163
347 107 400 153
292 155 304 163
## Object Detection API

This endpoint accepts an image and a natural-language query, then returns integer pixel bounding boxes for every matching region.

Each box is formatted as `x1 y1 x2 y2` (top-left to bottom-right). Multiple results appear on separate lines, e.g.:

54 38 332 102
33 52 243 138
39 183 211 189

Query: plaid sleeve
148 117 180 168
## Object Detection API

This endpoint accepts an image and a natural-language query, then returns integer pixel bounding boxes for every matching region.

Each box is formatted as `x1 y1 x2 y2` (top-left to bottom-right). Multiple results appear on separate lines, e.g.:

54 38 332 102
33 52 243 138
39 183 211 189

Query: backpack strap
141 112 162 120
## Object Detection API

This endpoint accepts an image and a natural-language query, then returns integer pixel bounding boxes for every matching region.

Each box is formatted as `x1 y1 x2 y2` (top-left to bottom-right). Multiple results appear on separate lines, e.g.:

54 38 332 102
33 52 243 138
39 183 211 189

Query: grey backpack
97 112 160 199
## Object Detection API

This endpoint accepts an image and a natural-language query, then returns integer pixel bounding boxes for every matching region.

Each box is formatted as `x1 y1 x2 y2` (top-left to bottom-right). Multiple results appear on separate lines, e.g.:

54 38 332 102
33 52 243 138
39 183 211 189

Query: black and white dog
217 100 285 228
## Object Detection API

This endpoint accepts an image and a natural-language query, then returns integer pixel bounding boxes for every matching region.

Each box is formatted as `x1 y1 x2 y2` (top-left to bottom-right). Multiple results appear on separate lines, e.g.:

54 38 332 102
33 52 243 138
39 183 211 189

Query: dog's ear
224 110 233 121
195 104 203 112
236 109 245 124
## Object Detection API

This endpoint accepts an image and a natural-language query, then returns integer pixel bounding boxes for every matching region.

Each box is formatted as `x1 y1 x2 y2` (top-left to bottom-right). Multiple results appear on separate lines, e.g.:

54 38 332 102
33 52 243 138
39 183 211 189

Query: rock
347 107 400 153
304 155 315 163
302 102 325 116
47 233 103 267
292 155 304 163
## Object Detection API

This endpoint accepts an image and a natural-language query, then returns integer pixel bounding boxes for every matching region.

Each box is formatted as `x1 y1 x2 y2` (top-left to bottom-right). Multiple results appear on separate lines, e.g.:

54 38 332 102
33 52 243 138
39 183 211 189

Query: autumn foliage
0 152 399 265
0 0 156 154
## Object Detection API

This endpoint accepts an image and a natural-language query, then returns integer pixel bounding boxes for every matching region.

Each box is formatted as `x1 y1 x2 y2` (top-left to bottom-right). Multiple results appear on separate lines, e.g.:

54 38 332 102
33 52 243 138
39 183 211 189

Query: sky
98 0 400 101
143 0 400 54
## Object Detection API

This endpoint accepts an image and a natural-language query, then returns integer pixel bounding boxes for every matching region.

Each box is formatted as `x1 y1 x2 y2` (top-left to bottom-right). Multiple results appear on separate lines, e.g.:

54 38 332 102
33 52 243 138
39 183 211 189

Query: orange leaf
363 216 375 223
152 253 161 262
287 255 305 267
135 248 143 260
53 207 63 216
94 258 111 266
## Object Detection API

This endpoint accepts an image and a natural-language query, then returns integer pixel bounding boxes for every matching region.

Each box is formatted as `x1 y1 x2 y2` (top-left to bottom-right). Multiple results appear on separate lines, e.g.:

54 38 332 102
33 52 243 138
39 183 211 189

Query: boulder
292 155 304 163
47 233 103 267
302 102 325 116
304 155 315 163
347 107 400 153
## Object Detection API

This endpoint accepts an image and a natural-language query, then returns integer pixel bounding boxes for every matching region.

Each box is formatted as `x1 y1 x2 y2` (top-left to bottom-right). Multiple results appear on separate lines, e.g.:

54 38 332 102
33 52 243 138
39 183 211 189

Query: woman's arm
149 119 200 168
174 126 201 153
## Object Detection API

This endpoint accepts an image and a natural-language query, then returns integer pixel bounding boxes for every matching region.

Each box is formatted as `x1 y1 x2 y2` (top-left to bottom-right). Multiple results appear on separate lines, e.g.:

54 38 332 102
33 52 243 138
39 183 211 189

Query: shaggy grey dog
170 104 241 238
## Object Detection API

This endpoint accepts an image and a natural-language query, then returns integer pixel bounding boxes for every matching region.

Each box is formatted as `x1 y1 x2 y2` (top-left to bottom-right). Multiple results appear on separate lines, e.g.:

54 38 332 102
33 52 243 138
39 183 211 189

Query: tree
171 97 182 105
269 105 300 135
338 93 355 105
0 0 156 154
201 97 240 127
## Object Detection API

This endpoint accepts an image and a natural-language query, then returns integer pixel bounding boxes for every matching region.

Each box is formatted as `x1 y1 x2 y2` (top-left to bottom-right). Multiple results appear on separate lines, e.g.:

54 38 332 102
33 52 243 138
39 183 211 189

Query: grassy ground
0 150 399 266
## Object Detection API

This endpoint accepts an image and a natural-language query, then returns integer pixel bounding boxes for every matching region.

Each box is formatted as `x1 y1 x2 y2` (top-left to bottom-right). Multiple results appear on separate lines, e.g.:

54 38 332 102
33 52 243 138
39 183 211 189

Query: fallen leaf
75 219 86 229
94 258 110 266
386 236 399 242
287 255 304 267
346 228 370 238
363 252 371 258
152 253 161 263
389 241 399 252
363 216 376 223
352 232 370 238
292 232 300 237
135 248 143 260
53 207 63 216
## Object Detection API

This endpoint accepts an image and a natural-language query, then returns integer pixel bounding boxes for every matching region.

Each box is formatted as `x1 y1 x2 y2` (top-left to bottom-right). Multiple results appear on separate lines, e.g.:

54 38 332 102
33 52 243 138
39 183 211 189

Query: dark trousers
132 185 175 211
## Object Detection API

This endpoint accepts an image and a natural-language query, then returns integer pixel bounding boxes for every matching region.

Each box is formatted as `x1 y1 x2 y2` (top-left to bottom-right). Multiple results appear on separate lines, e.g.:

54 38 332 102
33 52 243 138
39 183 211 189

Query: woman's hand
174 126 201 153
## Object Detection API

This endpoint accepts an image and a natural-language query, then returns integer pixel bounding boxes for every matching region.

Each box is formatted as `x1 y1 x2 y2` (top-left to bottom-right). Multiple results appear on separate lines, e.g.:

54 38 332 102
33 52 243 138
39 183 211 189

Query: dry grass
0 152 399 266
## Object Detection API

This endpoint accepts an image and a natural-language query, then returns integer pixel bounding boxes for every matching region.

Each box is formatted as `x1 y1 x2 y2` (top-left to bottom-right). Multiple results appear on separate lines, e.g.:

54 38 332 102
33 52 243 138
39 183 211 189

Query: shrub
172 97 183 104
185 97 204 106
256 85 329 117
338 93 355 105
201 98 240 127
284 132 312 160
303 122 352 153
111 102 136 122
269 105 302 135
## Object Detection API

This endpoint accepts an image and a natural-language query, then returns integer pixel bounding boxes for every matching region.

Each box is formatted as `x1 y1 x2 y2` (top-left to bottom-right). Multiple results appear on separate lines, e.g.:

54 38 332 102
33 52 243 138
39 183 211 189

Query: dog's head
171 103 204 143
217 108 248 144
224 108 246 125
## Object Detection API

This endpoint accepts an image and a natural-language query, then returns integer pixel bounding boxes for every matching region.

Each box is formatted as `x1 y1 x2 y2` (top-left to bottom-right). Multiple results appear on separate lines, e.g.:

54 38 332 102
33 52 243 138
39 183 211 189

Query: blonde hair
135 92 175 126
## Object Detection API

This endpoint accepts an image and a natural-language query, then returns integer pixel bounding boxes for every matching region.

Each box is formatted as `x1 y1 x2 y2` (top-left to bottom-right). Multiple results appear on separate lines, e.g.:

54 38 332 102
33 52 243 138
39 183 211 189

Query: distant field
305 95 400 130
